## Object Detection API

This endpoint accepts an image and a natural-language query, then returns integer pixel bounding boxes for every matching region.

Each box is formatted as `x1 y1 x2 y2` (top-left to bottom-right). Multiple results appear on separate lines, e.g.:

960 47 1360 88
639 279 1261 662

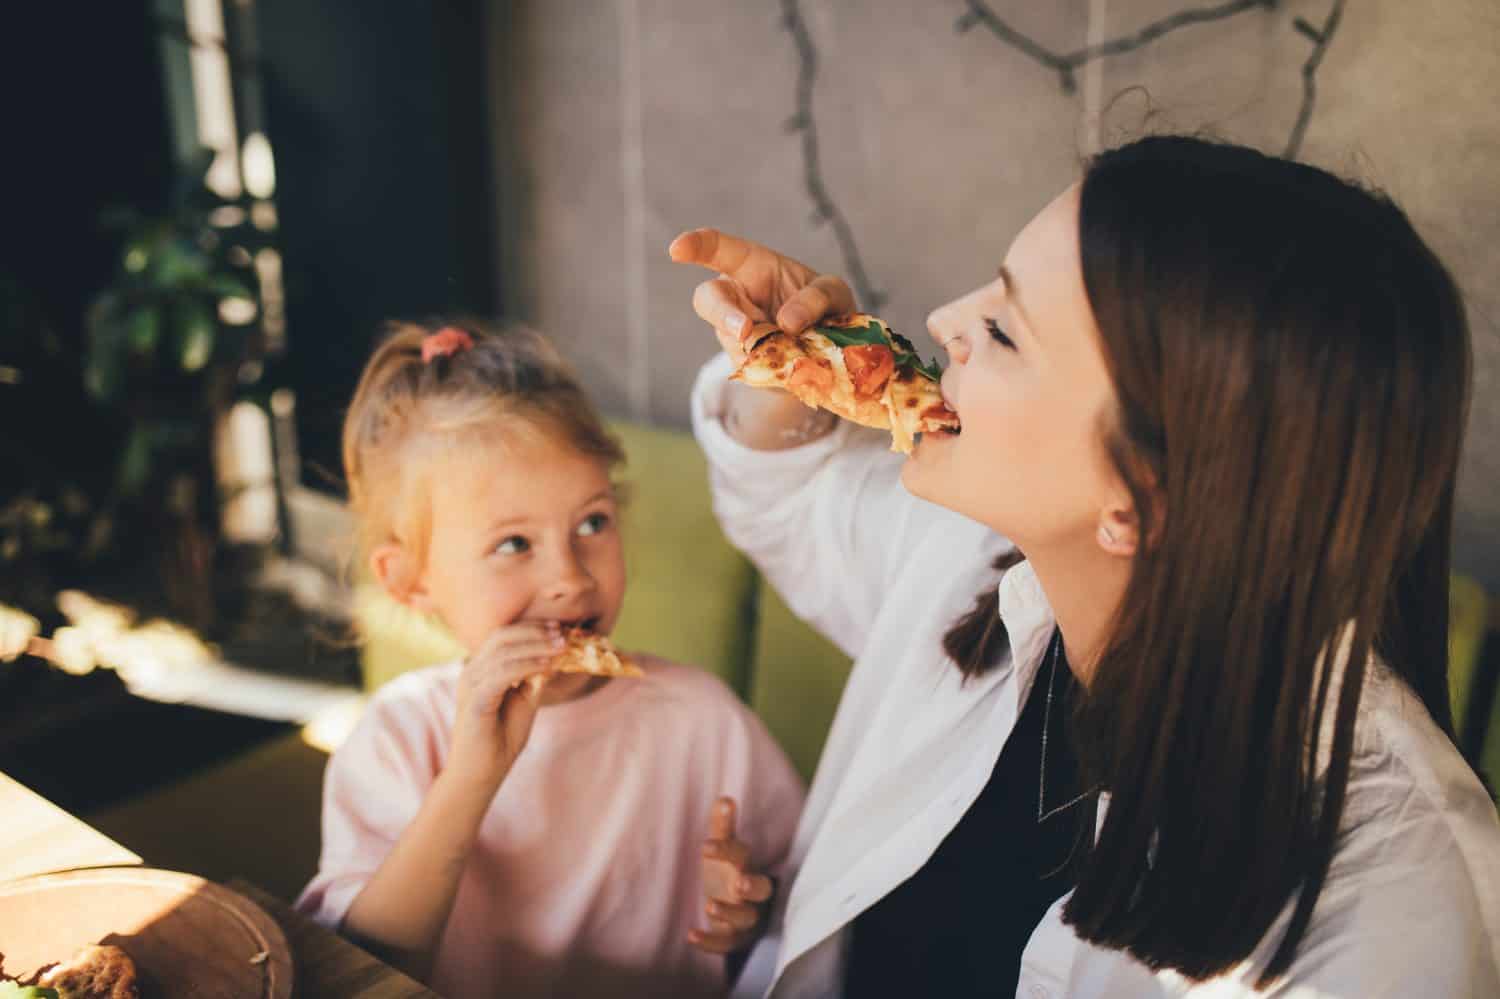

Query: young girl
296 321 805 998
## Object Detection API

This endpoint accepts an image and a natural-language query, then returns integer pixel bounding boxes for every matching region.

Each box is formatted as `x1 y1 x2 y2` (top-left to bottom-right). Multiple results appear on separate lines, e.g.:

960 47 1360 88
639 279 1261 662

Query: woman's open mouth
558 616 601 634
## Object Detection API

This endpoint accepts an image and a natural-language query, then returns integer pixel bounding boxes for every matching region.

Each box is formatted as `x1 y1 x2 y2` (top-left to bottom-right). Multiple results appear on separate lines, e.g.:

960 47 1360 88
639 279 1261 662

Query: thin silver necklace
1037 629 1094 823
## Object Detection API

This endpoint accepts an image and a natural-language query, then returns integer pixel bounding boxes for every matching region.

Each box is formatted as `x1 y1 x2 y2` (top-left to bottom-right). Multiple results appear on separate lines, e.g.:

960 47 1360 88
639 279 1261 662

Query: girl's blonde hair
342 319 624 570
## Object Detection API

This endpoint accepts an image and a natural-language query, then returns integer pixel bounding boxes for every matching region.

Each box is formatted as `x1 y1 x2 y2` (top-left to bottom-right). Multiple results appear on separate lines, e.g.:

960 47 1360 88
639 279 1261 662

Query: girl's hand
668 228 856 362
444 620 561 791
688 796 776 955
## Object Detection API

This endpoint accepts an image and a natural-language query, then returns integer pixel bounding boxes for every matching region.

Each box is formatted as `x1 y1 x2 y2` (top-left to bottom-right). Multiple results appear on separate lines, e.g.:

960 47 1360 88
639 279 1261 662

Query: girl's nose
544 549 596 602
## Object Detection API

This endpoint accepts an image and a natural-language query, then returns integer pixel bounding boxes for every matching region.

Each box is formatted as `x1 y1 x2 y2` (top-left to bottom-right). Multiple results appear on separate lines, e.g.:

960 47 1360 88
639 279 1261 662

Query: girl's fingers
686 927 745 955
468 621 560 667
481 620 561 651
470 655 558 712
776 274 856 333
705 899 760 932
706 796 738 842
737 872 774 903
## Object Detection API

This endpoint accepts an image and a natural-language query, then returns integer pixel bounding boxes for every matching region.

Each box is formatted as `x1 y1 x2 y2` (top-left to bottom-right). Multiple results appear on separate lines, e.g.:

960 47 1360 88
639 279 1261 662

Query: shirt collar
996 556 1057 691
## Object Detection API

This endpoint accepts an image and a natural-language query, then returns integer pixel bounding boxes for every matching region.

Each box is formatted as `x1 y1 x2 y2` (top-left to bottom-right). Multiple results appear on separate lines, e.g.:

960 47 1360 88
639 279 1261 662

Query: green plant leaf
153 236 212 288
84 295 129 403
127 306 160 354
175 300 216 372
117 424 153 498
123 236 151 274
202 273 253 299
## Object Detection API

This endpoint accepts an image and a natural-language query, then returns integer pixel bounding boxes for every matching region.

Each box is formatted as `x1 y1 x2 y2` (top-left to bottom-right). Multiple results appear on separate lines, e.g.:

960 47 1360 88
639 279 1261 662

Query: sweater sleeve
293 675 446 929
691 353 945 661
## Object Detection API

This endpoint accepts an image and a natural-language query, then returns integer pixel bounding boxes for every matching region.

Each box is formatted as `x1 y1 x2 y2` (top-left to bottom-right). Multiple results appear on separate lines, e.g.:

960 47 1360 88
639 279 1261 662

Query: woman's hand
688 796 776 955
445 620 560 791
668 228 857 362
670 229 852 450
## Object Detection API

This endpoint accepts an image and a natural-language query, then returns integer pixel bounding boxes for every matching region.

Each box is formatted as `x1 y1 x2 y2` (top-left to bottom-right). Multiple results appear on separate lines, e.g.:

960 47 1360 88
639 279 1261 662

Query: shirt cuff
690 353 858 481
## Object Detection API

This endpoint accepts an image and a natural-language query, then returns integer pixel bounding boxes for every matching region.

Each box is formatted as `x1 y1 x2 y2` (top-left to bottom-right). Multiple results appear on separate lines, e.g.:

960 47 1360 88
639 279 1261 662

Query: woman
671 136 1500 996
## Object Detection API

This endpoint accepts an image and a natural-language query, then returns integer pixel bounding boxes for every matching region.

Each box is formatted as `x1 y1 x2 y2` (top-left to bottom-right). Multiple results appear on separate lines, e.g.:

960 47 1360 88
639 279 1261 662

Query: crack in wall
778 0 1348 309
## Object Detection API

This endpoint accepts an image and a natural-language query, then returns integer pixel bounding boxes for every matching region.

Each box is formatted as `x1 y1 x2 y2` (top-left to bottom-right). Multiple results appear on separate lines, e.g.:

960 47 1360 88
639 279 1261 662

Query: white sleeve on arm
293 688 438 929
691 353 941 660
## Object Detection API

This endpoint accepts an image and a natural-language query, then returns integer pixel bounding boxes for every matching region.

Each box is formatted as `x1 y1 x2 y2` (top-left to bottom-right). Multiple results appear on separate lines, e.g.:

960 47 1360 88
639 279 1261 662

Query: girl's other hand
668 228 856 362
688 796 776 955
445 620 561 791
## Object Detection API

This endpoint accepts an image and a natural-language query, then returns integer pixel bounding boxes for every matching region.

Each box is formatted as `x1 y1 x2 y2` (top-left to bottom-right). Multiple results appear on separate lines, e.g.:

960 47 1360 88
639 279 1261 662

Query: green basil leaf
893 348 943 382
812 320 888 349
814 318 944 381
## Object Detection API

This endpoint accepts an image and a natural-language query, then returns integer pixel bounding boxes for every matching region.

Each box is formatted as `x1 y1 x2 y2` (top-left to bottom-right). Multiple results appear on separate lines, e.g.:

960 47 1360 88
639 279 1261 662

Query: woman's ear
370 543 435 613
1096 505 1140 557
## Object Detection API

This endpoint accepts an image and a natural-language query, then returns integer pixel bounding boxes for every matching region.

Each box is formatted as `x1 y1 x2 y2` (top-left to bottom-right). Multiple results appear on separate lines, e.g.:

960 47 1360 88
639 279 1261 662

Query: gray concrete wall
485 0 1500 588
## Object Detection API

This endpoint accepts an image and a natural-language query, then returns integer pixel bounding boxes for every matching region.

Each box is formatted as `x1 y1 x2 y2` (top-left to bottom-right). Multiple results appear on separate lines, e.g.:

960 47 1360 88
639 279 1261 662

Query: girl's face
412 433 627 655
901 185 1125 550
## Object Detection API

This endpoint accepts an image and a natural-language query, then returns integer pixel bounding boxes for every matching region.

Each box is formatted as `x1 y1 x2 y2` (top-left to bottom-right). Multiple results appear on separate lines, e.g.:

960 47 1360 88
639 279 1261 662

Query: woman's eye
577 513 611 537
984 317 1016 349
494 535 530 555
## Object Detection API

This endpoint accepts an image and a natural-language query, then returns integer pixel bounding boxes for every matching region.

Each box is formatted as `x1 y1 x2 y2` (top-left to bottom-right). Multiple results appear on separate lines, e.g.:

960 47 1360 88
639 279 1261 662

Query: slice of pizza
36 944 140 999
732 313 960 453
551 628 644 679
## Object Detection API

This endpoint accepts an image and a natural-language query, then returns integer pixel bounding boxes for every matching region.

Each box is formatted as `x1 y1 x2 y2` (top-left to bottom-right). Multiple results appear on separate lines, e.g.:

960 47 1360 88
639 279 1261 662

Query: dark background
1 0 496 497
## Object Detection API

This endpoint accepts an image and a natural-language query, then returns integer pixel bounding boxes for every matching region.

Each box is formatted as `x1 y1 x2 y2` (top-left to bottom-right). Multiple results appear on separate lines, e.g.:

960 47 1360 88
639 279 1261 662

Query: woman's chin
901 431 955 500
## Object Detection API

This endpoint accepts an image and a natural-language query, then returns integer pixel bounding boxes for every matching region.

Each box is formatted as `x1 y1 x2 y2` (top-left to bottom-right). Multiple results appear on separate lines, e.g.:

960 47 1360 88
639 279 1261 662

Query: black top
844 632 1089 997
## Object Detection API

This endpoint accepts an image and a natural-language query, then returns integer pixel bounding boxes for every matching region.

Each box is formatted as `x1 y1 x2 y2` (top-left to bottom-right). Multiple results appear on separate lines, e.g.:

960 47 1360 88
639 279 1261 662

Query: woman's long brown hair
943 136 1471 984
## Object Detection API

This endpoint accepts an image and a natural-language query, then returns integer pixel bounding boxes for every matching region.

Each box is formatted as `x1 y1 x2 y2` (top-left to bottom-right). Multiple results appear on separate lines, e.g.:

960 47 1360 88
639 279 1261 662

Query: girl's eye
494 536 530 555
984 317 1016 349
577 512 611 537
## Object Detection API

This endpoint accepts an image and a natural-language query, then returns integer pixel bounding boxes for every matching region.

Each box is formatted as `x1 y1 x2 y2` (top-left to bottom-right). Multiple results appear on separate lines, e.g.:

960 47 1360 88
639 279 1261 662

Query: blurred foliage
84 150 271 503
1 152 272 628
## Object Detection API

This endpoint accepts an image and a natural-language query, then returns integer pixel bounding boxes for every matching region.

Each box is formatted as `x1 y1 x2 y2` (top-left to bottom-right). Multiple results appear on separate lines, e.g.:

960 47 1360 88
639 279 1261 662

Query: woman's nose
927 306 969 364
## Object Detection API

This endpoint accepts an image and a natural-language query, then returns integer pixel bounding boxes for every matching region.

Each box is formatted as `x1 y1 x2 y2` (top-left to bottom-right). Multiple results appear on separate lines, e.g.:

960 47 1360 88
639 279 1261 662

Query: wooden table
0 771 434 998
230 880 441 998
0 771 141 882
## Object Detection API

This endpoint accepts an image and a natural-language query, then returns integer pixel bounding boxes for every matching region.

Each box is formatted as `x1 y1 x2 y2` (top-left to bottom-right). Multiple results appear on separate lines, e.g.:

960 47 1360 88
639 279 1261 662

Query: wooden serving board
0 867 292 998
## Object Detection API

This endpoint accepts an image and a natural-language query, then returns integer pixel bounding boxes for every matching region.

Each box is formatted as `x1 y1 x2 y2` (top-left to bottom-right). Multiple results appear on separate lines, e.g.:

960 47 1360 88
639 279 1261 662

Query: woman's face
902 185 1124 550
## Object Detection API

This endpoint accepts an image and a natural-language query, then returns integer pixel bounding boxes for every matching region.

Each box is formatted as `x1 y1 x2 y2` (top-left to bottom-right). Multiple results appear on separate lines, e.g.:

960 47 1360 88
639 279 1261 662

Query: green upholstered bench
86 419 1495 905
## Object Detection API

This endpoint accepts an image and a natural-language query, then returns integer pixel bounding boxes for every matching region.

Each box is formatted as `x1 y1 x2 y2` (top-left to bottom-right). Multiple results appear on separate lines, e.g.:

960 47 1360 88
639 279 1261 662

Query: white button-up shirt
692 354 1500 998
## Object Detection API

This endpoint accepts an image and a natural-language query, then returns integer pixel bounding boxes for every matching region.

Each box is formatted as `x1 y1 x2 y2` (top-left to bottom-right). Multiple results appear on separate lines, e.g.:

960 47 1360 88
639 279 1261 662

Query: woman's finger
692 277 767 351
776 274 856 333
669 228 759 275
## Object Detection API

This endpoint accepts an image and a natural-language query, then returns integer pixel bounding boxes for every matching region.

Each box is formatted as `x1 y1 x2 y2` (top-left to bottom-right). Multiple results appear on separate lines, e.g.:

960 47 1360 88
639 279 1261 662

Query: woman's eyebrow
998 264 1014 293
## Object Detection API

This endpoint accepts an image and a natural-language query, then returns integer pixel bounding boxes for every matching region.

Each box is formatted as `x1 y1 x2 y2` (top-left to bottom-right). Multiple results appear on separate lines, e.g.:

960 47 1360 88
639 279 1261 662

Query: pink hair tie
421 326 475 363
